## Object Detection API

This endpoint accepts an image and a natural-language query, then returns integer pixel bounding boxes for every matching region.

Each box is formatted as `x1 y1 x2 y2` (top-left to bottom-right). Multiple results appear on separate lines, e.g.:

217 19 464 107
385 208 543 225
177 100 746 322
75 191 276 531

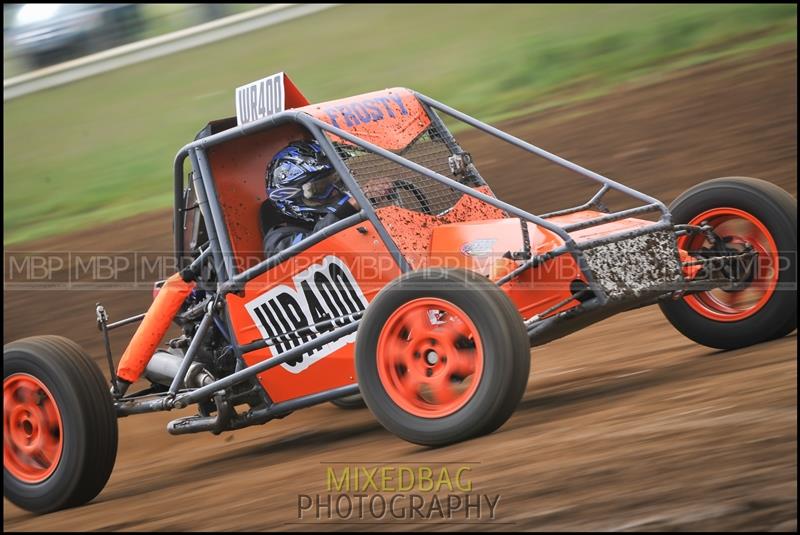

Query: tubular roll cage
172 92 673 287
112 91 679 420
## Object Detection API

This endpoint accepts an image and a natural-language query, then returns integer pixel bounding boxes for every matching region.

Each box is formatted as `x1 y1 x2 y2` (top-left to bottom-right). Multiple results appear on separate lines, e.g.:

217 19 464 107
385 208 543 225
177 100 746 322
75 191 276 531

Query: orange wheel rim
678 207 779 322
4 373 64 483
376 298 484 418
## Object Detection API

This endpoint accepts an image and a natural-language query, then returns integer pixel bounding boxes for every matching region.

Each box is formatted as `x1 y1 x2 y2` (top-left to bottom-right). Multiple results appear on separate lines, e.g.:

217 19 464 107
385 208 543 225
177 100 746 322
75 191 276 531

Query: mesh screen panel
329 121 486 217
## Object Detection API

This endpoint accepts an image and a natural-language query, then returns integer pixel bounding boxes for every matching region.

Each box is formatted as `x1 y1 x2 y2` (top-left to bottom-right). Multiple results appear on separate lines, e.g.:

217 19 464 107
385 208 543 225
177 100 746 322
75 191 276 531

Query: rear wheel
330 394 367 410
660 177 796 349
356 268 530 447
4 336 118 514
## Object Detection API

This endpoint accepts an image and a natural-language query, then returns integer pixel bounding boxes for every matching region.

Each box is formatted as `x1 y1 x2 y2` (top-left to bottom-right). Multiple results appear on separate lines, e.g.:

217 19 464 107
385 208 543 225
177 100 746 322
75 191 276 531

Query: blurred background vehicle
6 4 145 69
3 3 260 75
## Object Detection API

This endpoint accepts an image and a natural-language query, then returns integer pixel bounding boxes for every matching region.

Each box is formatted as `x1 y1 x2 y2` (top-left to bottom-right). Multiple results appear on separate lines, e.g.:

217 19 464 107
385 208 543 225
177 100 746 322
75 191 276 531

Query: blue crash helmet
265 140 350 223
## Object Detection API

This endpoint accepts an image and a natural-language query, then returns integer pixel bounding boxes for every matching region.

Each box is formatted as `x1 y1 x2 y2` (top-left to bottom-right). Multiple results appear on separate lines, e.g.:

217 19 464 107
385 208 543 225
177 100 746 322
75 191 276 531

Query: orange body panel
376 185 506 269
281 73 311 109
225 222 401 402
208 123 312 273
427 209 660 320
428 217 581 319
117 273 195 383
302 88 430 151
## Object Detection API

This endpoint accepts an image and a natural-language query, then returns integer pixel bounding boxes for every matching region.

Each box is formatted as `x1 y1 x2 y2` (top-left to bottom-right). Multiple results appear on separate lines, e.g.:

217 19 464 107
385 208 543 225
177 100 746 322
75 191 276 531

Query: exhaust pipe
143 350 215 389
168 392 232 435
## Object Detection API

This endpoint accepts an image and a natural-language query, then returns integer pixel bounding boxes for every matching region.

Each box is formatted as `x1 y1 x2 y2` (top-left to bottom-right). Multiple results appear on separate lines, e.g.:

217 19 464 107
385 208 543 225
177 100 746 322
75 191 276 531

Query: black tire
659 177 797 349
330 394 367 410
4 336 118 514
356 268 531 447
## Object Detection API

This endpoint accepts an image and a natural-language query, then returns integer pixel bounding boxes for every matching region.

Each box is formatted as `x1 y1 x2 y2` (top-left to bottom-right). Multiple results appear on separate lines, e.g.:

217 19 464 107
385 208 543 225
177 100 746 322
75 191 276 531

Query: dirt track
3 44 797 531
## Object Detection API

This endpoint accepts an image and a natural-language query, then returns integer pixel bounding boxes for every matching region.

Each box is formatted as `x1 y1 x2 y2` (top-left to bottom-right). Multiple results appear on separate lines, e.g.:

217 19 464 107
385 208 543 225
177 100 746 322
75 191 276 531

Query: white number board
235 72 285 126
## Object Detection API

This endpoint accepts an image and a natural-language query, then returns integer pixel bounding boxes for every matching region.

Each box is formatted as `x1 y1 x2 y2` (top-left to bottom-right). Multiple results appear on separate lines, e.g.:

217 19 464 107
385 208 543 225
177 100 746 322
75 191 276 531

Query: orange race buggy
4 81 797 514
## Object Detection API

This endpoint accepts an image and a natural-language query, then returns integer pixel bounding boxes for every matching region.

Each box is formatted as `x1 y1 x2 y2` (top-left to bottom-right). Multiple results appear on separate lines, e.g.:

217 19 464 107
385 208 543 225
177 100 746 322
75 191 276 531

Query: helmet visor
301 172 343 205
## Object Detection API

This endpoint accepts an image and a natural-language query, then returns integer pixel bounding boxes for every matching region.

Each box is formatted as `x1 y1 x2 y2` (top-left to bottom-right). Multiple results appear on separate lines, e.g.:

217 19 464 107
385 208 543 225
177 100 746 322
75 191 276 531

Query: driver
262 140 359 257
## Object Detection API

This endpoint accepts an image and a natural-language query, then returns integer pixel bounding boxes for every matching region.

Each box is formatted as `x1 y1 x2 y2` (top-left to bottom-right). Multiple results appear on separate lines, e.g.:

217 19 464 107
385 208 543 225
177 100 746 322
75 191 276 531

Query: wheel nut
426 369 433 377
425 350 439 366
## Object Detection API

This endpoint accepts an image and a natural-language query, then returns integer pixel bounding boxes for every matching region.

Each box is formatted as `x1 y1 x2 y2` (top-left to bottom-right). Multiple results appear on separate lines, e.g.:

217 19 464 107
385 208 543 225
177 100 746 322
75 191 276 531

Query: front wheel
356 268 531 447
660 177 796 349
4 336 118 514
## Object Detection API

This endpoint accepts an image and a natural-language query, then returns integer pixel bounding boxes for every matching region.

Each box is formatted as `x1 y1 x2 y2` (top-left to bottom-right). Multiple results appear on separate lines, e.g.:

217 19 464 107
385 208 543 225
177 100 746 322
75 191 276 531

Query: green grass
138 4 267 40
3 4 796 245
